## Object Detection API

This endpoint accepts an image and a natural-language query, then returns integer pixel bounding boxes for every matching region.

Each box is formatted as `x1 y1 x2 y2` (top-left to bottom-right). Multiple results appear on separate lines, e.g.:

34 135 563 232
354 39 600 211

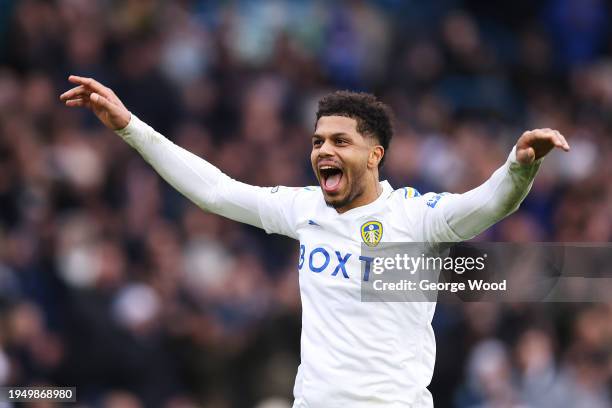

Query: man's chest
294 211 422 291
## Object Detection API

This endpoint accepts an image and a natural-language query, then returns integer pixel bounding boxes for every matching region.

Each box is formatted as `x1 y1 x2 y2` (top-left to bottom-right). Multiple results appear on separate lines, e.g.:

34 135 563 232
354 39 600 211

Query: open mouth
319 165 344 193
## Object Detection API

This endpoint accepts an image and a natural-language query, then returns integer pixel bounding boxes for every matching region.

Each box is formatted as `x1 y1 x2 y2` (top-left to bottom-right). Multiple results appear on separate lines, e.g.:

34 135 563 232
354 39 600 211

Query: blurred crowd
0 0 611 407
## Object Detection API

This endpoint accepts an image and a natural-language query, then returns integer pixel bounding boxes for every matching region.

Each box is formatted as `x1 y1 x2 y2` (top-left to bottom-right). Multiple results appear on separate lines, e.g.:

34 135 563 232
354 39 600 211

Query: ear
368 145 384 169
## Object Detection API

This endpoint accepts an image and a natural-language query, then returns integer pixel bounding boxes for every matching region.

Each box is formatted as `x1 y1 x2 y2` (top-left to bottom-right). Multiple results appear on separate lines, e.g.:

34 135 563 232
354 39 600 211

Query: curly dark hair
315 90 394 167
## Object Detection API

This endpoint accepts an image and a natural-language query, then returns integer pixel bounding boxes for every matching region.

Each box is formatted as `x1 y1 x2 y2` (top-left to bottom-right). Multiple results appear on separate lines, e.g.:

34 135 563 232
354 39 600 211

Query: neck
336 178 383 214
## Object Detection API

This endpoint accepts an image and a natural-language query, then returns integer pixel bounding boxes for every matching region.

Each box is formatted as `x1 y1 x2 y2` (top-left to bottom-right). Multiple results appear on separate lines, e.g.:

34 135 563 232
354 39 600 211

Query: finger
516 146 536 164
60 85 90 101
90 92 115 111
554 130 570 151
536 128 556 138
531 129 566 150
64 98 91 108
552 131 567 151
68 75 111 99
547 131 567 150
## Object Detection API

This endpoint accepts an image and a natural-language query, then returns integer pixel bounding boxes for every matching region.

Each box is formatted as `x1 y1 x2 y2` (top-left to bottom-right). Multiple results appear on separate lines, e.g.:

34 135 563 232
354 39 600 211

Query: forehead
314 115 359 135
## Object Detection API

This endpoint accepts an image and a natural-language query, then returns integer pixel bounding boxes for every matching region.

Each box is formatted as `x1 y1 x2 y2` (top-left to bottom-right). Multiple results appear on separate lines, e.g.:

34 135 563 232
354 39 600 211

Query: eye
336 138 347 145
313 139 322 147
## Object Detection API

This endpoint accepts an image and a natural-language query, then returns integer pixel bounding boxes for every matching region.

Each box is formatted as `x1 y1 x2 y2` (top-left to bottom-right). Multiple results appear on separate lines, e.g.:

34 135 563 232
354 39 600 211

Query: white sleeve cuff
114 113 140 140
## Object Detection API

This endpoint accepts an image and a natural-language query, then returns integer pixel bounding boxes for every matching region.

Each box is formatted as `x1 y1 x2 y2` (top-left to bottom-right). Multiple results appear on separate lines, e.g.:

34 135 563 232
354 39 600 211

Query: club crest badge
361 221 383 247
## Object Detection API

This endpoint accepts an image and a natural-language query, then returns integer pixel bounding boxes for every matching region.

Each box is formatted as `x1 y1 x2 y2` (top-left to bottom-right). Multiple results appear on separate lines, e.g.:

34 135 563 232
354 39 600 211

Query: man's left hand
516 128 570 165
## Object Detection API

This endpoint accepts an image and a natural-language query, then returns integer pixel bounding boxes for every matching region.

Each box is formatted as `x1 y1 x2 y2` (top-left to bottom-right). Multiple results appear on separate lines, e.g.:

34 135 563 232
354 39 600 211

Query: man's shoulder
266 185 320 195
264 185 322 207
257 185 323 237
388 187 451 210
391 186 422 199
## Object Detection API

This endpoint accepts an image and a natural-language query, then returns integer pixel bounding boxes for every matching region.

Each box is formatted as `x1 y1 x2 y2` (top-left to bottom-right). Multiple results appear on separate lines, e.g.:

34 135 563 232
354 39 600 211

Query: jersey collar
332 180 394 218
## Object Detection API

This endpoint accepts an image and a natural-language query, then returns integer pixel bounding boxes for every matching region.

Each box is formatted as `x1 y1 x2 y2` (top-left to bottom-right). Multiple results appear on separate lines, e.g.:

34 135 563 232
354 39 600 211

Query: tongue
324 173 342 190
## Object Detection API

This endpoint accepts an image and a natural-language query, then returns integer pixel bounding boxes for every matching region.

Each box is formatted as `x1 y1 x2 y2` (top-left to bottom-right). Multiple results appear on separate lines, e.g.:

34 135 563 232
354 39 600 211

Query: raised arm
60 76 296 234
113 114 267 228
425 129 570 243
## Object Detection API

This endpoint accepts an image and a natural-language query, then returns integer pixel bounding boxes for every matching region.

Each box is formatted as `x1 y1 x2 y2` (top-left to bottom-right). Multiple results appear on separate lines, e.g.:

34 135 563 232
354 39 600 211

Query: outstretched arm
425 129 570 243
60 75 293 233
114 114 268 228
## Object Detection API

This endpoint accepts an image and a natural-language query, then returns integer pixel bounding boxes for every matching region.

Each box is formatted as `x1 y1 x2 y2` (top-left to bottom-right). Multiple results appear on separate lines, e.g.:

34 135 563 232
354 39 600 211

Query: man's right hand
60 75 131 130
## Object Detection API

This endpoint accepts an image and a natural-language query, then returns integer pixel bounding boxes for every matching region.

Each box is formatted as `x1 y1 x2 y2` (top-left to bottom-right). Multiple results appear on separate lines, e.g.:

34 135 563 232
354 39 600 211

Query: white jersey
116 115 542 408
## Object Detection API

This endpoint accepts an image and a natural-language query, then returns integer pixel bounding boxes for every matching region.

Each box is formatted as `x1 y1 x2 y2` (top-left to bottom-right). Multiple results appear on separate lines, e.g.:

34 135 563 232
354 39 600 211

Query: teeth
320 166 338 170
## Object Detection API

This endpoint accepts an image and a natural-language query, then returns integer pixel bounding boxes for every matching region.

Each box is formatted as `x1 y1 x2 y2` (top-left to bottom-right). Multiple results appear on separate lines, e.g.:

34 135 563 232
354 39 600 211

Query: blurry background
0 0 611 407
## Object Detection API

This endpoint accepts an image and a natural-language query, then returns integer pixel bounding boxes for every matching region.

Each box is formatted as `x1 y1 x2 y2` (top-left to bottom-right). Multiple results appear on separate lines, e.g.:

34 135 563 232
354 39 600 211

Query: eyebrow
312 132 350 139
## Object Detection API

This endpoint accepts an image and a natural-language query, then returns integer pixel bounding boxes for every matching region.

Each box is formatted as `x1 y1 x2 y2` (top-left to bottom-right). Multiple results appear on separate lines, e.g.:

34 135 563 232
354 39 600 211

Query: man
60 75 569 407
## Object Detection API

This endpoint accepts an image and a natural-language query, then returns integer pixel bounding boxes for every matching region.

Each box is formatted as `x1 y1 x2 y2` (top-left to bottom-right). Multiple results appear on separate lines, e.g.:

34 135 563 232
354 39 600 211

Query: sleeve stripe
403 187 421 198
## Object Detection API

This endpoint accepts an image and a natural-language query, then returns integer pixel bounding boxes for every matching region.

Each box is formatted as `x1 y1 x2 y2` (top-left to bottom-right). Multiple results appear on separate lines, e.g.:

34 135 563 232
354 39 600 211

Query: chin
323 192 350 209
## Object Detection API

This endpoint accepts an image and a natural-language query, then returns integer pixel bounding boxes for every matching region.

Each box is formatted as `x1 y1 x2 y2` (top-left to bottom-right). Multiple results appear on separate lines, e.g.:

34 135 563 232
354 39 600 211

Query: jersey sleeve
115 114 300 239
256 186 302 239
421 146 542 244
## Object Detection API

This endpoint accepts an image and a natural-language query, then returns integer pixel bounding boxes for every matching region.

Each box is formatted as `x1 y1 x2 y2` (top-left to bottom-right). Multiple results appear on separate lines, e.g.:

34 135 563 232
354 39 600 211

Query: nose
318 139 334 157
